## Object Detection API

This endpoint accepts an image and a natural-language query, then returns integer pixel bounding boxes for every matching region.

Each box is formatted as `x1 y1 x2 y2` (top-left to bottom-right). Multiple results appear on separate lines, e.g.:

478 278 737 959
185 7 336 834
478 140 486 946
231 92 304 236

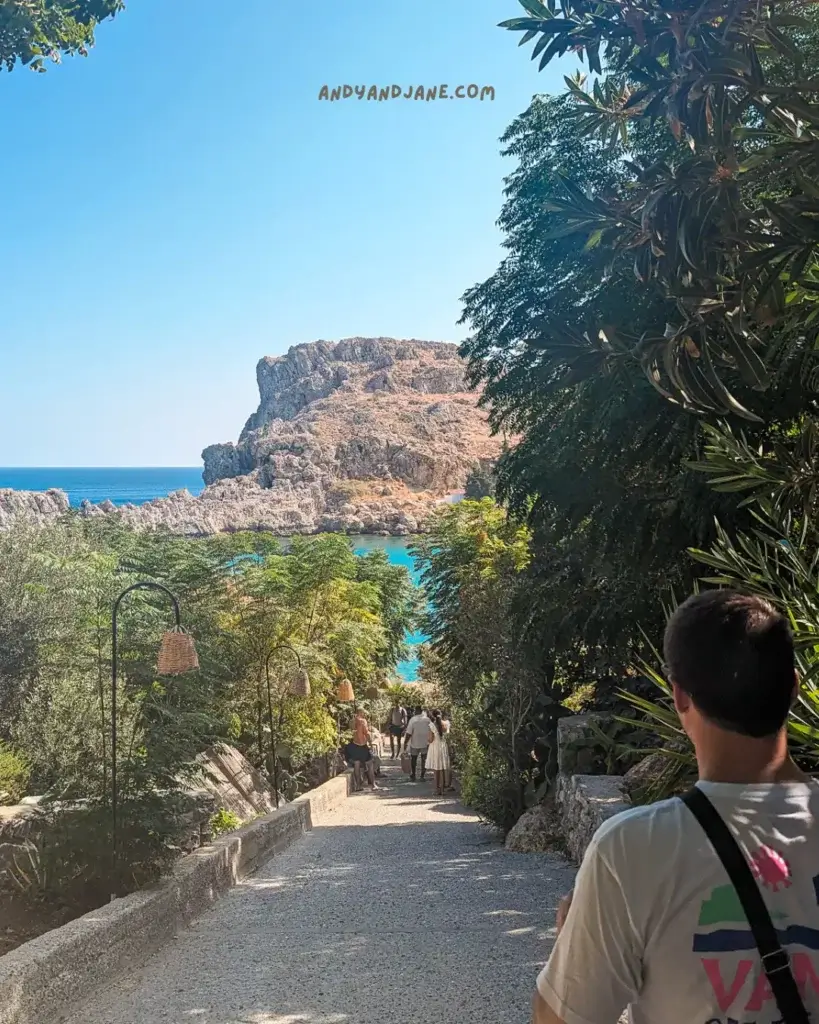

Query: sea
0 467 205 507
0 467 426 682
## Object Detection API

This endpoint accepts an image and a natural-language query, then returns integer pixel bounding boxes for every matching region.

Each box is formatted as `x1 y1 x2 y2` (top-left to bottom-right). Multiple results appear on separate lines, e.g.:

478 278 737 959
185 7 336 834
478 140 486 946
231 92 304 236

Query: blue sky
0 0 574 467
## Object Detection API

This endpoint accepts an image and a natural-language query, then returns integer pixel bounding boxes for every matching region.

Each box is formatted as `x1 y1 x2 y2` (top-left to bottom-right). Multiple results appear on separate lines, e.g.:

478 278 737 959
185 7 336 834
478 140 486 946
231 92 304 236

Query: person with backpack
534 590 818 1024
388 703 407 759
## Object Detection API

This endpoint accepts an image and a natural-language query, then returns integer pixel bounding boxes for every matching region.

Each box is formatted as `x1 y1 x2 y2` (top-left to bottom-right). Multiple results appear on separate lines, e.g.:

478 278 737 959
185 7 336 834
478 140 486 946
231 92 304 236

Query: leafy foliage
440 2 819 823
210 808 243 837
0 742 28 805
0 520 417 903
0 0 123 72
414 500 572 831
460 89 762 683
616 421 819 792
5 795 200 908
498 0 819 415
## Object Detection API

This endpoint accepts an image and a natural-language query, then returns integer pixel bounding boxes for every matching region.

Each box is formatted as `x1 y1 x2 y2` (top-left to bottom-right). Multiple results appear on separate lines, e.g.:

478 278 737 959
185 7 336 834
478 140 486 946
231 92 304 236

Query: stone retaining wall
0 773 351 1024
554 715 630 863
555 772 630 863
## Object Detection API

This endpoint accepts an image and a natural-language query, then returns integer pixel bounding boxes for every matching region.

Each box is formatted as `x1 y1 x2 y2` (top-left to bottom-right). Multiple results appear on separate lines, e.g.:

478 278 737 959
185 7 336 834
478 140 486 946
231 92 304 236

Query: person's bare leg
367 760 376 789
353 761 362 791
436 769 444 796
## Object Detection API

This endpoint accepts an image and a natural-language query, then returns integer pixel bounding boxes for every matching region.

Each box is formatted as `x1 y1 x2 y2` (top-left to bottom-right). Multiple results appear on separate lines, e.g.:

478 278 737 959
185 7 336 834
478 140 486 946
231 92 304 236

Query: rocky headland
1 338 502 537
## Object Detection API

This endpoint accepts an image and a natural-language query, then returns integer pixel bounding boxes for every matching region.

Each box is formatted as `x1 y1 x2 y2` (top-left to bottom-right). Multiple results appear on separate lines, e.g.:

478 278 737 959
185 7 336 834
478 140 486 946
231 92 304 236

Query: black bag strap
681 787 810 1024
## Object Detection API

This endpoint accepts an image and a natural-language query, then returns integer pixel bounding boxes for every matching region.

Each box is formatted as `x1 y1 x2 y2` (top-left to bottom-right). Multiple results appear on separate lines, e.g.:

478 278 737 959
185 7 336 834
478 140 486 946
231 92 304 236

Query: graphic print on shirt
693 848 819 1021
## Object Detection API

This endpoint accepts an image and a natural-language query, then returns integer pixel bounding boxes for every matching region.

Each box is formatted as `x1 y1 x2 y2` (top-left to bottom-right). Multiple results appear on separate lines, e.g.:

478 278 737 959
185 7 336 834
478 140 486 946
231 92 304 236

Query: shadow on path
61 765 575 1024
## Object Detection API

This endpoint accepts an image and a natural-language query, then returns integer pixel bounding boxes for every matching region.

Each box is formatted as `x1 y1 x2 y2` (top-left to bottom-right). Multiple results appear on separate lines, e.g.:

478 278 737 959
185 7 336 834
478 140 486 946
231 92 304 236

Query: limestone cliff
1 338 503 537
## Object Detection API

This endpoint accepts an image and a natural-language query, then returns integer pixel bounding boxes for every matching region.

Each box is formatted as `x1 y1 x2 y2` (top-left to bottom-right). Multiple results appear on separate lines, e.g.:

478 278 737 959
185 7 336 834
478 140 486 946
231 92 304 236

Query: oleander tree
485 1 819 786
440 2 819 809
498 0 819 418
459 2 819 672
459 87 793 683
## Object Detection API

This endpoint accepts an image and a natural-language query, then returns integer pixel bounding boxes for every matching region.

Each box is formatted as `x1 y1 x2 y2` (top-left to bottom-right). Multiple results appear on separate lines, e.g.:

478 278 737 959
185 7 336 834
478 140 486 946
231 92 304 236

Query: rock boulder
505 803 564 853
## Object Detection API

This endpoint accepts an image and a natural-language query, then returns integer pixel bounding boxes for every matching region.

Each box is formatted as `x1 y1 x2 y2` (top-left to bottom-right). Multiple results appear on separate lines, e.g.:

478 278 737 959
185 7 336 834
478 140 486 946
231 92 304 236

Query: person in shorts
346 710 377 792
388 704 407 758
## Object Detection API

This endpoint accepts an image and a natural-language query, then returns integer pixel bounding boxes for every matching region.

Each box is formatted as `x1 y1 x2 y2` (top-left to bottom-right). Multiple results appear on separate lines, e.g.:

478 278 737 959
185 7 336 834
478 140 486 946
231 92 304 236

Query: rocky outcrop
554 715 629 863
0 338 503 538
622 746 691 803
202 338 496 489
555 772 629 864
191 339 502 535
504 803 564 853
0 489 68 530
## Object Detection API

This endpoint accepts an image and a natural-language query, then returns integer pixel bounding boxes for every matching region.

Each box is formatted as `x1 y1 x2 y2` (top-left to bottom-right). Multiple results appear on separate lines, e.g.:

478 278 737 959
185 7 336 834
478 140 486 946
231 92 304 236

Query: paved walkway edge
0 773 351 1024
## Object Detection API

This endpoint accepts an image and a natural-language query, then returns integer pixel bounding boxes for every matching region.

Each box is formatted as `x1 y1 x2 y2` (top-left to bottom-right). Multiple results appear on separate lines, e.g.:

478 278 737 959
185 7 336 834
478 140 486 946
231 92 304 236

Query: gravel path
61 764 575 1024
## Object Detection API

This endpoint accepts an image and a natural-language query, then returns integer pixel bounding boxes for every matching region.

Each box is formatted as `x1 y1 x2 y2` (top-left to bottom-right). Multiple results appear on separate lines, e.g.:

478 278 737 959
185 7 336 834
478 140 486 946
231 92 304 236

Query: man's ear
672 680 690 715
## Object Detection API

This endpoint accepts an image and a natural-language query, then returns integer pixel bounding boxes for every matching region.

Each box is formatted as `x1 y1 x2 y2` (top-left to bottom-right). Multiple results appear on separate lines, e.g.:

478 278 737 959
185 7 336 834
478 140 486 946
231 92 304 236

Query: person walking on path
426 709 451 796
441 710 455 792
404 706 431 782
347 710 377 792
534 590 819 1024
388 704 407 759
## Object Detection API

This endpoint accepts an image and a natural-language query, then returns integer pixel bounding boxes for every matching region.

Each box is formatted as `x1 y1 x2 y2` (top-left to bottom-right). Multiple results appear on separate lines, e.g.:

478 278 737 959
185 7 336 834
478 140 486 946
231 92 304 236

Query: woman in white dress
425 709 450 796
442 712 455 792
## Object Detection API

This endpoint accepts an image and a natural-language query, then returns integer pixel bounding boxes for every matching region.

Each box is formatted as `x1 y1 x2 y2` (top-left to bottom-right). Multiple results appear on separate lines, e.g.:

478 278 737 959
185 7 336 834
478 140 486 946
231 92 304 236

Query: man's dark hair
664 590 795 738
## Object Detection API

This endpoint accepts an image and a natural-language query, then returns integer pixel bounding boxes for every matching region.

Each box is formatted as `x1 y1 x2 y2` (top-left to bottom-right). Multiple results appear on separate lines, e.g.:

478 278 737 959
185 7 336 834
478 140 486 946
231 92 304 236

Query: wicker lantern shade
365 684 380 700
336 678 355 701
289 667 311 697
156 628 199 675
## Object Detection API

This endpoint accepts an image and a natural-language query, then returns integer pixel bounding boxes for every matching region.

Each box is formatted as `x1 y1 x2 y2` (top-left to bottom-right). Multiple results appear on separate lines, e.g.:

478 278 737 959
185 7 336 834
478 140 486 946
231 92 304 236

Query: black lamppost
109 581 198 900
263 643 310 809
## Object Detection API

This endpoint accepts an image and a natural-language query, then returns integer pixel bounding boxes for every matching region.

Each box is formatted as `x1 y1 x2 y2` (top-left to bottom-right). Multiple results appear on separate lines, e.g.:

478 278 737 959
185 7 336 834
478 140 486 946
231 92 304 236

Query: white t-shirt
538 780 819 1024
405 714 431 750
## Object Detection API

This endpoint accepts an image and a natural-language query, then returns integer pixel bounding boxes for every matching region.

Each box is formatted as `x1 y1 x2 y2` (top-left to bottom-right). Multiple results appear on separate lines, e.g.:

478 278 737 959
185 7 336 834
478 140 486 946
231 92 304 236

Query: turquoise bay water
351 536 427 683
0 468 426 682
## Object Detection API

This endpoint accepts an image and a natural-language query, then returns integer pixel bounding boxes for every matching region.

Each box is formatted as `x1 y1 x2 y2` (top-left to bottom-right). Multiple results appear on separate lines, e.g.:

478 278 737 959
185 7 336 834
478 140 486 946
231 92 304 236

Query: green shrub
4 793 197 910
210 808 242 837
562 682 596 713
458 733 523 834
13 671 104 797
0 742 29 804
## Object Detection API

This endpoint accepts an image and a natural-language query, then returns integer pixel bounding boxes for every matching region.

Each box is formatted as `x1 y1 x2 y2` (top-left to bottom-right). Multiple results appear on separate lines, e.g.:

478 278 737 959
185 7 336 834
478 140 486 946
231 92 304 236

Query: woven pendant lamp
336 678 355 701
156 627 199 675
289 667 311 697
365 684 380 700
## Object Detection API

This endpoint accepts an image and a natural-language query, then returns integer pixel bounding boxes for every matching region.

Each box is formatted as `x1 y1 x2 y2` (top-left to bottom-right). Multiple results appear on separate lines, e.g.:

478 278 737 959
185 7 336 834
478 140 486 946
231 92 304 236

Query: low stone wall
555 773 630 863
0 773 351 1024
554 715 630 863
